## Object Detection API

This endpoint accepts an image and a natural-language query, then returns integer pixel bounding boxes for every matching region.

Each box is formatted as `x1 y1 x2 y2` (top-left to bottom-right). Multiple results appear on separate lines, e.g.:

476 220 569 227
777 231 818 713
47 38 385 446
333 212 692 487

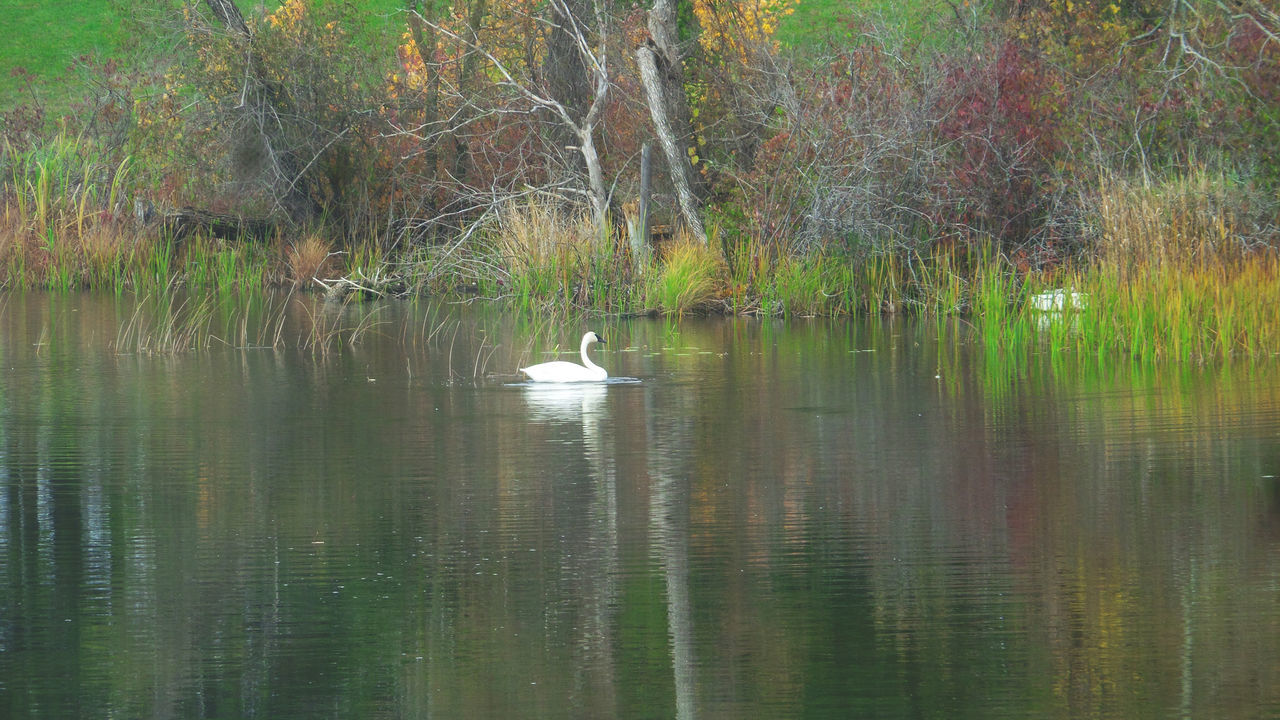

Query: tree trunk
545 0 592 178
637 44 706 244
634 142 652 268
450 0 491 188
578 125 610 232
204 0 249 38
636 0 707 243
406 0 444 193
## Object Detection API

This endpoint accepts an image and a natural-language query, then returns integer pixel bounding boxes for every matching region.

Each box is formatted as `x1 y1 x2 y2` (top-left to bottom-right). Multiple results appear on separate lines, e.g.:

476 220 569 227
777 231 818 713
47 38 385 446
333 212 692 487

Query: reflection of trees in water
3 304 1280 718
646 384 697 720
621 318 1280 717
863 351 1280 717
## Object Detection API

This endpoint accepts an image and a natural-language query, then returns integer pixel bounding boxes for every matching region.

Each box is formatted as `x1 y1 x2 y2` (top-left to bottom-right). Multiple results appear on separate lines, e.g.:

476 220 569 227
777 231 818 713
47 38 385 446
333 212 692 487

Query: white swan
1030 288 1087 312
520 331 608 383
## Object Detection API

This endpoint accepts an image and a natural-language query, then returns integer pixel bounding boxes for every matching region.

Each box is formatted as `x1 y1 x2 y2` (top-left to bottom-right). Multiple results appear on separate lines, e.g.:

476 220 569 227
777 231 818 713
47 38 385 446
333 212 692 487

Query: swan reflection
521 382 608 421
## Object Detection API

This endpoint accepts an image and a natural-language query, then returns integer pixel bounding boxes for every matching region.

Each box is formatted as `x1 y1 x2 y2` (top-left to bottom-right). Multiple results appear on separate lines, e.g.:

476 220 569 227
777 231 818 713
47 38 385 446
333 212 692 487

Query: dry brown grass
287 235 334 286
491 202 600 275
1094 171 1255 272
79 222 130 279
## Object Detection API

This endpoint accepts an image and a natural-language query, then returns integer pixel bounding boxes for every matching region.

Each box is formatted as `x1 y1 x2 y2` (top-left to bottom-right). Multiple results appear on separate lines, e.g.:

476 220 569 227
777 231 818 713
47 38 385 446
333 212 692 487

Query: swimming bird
519 331 608 383
1030 288 1087 312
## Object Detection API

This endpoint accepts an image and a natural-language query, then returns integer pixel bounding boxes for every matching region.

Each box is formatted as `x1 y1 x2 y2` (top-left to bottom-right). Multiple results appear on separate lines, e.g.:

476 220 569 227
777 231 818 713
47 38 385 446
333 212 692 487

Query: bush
132 1 393 237
648 234 727 314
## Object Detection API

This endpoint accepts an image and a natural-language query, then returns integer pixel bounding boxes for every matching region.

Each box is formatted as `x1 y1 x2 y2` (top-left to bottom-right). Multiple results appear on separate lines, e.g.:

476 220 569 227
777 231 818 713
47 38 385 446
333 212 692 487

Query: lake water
1 292 1278 719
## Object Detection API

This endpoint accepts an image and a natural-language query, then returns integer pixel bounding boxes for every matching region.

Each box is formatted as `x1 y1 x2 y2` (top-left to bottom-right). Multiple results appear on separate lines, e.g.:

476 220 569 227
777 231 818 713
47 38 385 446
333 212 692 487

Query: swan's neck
580 337 601 371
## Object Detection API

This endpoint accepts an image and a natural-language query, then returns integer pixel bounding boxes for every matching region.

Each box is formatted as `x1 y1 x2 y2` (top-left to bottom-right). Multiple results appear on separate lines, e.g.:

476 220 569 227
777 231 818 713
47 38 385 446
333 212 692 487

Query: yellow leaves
266 0 307 32
694 0 798 62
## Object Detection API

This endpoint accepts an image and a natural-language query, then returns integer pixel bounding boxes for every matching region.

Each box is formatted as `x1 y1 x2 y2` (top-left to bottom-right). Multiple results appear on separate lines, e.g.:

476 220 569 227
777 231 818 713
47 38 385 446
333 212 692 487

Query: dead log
160 208 277 244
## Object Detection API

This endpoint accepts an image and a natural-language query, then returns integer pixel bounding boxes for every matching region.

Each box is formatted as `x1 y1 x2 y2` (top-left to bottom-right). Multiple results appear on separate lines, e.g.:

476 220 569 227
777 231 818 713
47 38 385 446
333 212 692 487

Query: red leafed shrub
716 37 953 257
934 38 1068 252
720 29 1079 261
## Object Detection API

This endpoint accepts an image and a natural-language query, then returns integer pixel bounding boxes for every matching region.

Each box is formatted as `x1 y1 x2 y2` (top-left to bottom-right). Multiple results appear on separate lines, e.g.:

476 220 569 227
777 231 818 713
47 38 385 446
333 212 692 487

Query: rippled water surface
2 293 1279 719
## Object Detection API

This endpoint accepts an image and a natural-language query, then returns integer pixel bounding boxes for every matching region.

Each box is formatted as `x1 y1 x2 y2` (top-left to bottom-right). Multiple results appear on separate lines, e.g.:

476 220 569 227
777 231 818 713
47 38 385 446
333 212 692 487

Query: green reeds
969 250 1027 349
858 251 902 314
911 248 965 316
646 233 726 315
115 282 217 354
764 254 827 317
1070 259 1280 362
1008 171 1280 363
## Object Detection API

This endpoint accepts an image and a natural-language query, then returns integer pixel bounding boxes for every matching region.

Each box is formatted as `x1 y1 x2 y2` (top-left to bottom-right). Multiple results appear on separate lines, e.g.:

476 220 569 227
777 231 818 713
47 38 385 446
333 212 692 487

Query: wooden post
634 142 652 270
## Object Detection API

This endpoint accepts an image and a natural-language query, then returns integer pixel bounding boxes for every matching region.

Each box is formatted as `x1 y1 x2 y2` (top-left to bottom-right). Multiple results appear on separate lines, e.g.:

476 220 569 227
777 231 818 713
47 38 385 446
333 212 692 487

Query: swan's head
585 331 605 346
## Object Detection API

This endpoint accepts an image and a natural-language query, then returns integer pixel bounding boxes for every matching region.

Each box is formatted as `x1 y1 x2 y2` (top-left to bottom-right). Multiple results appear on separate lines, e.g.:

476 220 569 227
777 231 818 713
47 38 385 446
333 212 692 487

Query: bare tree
636 0 707 244
413 0 615 232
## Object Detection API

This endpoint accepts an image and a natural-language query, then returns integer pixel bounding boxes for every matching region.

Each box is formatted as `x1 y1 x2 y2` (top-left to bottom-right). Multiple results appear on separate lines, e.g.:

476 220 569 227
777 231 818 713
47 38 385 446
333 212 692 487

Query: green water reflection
1 294 1278 719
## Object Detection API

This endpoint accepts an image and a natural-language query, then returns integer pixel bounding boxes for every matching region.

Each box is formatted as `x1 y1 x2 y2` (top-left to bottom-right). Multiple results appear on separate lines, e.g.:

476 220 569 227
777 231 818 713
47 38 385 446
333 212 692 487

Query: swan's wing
521 360 605 383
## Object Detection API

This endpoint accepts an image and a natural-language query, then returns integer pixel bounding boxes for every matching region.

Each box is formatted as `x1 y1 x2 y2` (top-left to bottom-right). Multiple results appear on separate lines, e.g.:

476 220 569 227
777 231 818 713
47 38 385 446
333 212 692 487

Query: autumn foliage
10 0 1276 277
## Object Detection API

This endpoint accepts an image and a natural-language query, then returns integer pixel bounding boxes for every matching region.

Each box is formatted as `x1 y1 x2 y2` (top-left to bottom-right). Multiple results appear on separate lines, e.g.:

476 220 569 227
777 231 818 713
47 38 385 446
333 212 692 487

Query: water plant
295 293 388 353
765 253 828 317
114 282 217 354
646 233 726 315
288 235 334 287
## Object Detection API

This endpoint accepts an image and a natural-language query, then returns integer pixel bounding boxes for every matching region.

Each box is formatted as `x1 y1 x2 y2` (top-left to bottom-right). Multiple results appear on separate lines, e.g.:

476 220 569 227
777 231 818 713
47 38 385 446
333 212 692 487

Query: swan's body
520 331 608 383
1030 289 1087 312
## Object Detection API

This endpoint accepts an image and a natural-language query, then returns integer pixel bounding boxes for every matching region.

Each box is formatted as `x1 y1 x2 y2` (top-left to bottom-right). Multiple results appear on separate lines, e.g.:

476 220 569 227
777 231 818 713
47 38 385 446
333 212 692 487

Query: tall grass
2 132 138 291
1095 170 1247 273
490 202 589 309
911 249 965 316
288 235 334 287
1086 172 1279 361
483 201 641 313
1015 172 1280 362
761 254 826 317
115 282 217 354
647 233 726 315
7 131 1279 363
2 133 285 296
